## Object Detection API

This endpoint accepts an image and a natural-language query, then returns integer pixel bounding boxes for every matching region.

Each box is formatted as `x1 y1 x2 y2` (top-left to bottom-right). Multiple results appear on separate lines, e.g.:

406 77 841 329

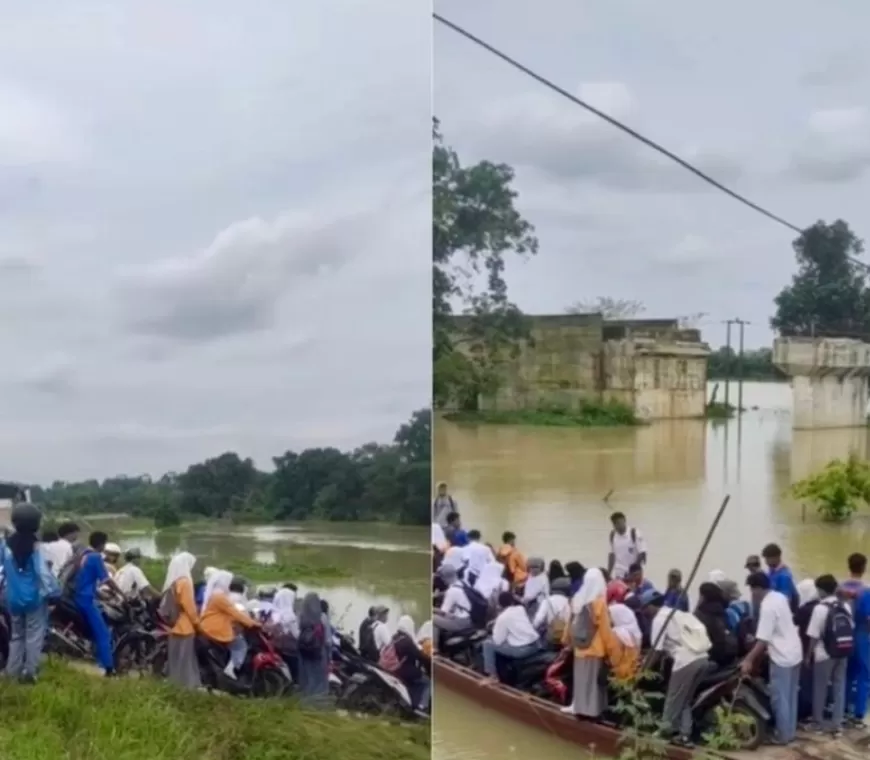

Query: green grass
137 556 349 586
0 660 428 760
705 401 740 419
445 400 640 428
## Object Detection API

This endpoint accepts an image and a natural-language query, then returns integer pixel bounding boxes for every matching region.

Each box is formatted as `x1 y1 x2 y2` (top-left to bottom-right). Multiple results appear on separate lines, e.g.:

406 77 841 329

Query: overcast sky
435 0 870 351
0 1 430 483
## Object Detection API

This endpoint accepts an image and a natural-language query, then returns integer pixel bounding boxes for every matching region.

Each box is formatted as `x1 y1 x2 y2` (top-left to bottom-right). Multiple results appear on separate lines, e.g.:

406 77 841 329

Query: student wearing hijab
522 557 550 620
548 560 566 584
381 615 429 711
565 562 586 597
199 569 260 679
267 587 299 681
1 504 59 682
561 568 617 718
162 551 200 689
297 591 330 704
608 602 642 680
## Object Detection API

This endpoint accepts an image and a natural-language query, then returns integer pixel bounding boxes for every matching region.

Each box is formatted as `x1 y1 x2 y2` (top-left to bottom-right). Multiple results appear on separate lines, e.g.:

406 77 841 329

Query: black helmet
11 503 41 534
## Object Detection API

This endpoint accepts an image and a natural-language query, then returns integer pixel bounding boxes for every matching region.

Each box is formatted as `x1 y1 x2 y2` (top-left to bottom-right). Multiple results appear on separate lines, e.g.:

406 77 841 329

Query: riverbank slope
0 660 429 760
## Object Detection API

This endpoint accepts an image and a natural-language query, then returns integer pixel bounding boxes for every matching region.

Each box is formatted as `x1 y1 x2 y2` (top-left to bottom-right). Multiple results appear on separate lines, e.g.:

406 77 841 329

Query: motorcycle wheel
251 666 290 698
115 633 158 676
341 680 403 718
699 703 765 751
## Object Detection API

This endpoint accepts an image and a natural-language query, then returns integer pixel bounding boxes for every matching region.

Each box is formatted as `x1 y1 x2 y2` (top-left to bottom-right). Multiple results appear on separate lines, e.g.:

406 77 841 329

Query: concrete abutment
773 337 870 429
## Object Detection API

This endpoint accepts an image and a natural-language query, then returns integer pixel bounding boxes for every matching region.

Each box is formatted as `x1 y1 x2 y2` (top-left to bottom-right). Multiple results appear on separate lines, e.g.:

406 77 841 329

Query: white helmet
104 543 121 556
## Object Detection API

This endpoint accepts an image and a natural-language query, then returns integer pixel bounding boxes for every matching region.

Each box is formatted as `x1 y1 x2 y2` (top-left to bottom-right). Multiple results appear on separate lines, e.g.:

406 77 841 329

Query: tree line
32 409 431 527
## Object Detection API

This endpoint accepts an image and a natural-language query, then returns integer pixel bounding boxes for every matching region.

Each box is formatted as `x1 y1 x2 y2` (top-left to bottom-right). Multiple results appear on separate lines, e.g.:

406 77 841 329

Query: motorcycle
496 647 562 697
339 663 429 720
195 627 292 698
692 667 770 750
439 626 487 669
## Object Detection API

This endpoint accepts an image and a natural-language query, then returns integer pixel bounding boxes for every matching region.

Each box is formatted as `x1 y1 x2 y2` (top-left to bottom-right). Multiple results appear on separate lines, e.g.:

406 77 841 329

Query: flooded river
101 520 429 634
433 381 870 759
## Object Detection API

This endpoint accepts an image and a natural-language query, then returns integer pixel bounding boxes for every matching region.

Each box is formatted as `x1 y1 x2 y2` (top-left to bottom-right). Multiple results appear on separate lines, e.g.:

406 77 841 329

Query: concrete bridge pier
773 338 870 430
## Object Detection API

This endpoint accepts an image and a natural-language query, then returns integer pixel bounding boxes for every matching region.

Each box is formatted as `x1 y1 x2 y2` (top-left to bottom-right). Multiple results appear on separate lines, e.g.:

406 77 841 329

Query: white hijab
442 546 465 570
397 614 417 645
416 620 432 643
523 572 550 604
798 578 818 606
610 603 642 648
203 569 233 609
162 552 196 592
708 569 727 583
432 522 446 547
272 588 297 631
475 562 506 599
203 566 219 583
571 567 607 613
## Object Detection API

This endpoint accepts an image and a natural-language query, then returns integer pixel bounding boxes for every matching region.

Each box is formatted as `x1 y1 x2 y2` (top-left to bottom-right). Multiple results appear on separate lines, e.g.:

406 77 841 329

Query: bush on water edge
138 556 349 585
445 400 640 428
0 660 429 760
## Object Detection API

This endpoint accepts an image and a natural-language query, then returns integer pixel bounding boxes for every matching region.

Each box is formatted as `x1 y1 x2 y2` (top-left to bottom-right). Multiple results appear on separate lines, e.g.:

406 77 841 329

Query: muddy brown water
433 382 870 759
107 521 430 635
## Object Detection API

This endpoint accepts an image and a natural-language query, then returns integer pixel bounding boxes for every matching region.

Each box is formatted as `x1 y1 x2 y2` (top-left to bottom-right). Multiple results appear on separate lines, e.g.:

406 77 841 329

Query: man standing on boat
606 512 647 581
432 482 457 528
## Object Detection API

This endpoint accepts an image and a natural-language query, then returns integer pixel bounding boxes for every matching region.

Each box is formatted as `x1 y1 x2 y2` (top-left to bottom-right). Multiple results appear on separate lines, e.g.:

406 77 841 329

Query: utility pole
723 318 750 412
723 320 732 410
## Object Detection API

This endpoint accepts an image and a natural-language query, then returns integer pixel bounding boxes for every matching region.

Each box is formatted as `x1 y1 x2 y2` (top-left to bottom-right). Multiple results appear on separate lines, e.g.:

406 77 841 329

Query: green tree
31 409 432 526
771 220 869 337
432 119 538 409
707 346 785 381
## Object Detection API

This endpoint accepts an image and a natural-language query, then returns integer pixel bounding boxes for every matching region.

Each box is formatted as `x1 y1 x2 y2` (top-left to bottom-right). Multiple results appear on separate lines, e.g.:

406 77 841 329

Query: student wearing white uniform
741 572 803 746
371 605 392 653
482 592 541 681
435 565 474 640
643 591 711 747
805 574 852 736
42 521 79 577
114 548 155 598
606 511 647 580
462 530 495 585
532 579 571 644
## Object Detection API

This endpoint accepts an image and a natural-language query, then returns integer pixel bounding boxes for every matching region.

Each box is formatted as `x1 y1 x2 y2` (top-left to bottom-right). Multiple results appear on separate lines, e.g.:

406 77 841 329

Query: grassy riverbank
0 660 428 760
138 554 349 585
445 400 640 428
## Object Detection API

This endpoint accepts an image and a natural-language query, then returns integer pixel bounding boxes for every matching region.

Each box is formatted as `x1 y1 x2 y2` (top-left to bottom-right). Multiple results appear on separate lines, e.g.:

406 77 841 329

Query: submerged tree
771 219 870 338
432 118 538 409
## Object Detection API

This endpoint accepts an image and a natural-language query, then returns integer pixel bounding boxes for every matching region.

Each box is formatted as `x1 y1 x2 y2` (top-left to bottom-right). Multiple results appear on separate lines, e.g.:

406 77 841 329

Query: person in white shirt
433 565 474 645
533 578 571 644
522 557 550 609
481 592 542 682
42 521 79 577
371 605 392 653
606 511 647 580
643 592 711 747
462 530 495 585
805 574 852 736
114 548 156 598
741 572 803 745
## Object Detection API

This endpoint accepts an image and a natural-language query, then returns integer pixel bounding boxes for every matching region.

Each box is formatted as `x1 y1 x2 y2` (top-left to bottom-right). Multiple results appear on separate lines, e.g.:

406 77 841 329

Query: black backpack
57 547 94 595
298 621 325 660
822 601 855 659
358 619 378 662
461 582 489 629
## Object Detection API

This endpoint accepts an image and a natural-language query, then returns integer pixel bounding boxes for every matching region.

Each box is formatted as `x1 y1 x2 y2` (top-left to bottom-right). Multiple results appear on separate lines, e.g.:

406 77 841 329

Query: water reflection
433 381 870 758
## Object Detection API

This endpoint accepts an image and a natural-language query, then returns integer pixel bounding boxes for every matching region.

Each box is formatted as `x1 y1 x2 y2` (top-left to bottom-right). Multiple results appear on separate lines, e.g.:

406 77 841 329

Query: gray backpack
571 604 598 648
158 584 181 626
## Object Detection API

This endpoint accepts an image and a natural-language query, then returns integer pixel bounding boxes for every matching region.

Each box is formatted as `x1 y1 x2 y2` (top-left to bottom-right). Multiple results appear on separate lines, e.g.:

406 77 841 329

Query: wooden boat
434 656 870 760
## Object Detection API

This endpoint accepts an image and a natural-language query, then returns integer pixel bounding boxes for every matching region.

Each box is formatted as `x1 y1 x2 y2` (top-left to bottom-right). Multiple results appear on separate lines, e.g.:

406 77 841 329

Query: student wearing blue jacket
763 543 799 613
841 553 870 728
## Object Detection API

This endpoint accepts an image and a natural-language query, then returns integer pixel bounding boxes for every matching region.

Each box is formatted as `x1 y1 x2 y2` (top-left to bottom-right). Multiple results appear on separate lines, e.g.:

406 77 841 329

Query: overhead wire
433 13 870 273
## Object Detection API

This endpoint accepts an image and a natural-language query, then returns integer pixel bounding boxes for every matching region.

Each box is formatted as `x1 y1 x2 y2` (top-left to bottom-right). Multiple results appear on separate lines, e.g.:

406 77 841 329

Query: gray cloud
435 0 870 350
0 0 430 482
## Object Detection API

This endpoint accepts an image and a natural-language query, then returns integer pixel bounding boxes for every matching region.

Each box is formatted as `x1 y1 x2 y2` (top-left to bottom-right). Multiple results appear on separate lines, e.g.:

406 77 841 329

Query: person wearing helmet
102 543 122 577
114 548 156 599
1 503 61 682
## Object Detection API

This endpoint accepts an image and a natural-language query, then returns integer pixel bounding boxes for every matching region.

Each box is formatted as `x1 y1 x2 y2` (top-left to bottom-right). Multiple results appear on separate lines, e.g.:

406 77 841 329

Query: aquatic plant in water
791 454 870 522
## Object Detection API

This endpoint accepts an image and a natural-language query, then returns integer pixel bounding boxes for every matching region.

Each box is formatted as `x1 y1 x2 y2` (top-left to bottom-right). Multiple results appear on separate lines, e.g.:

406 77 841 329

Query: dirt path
725 728 870 760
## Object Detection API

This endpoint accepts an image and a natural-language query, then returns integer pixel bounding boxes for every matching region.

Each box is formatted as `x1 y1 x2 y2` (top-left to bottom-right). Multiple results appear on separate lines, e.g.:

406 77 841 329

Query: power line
434 14 806 235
